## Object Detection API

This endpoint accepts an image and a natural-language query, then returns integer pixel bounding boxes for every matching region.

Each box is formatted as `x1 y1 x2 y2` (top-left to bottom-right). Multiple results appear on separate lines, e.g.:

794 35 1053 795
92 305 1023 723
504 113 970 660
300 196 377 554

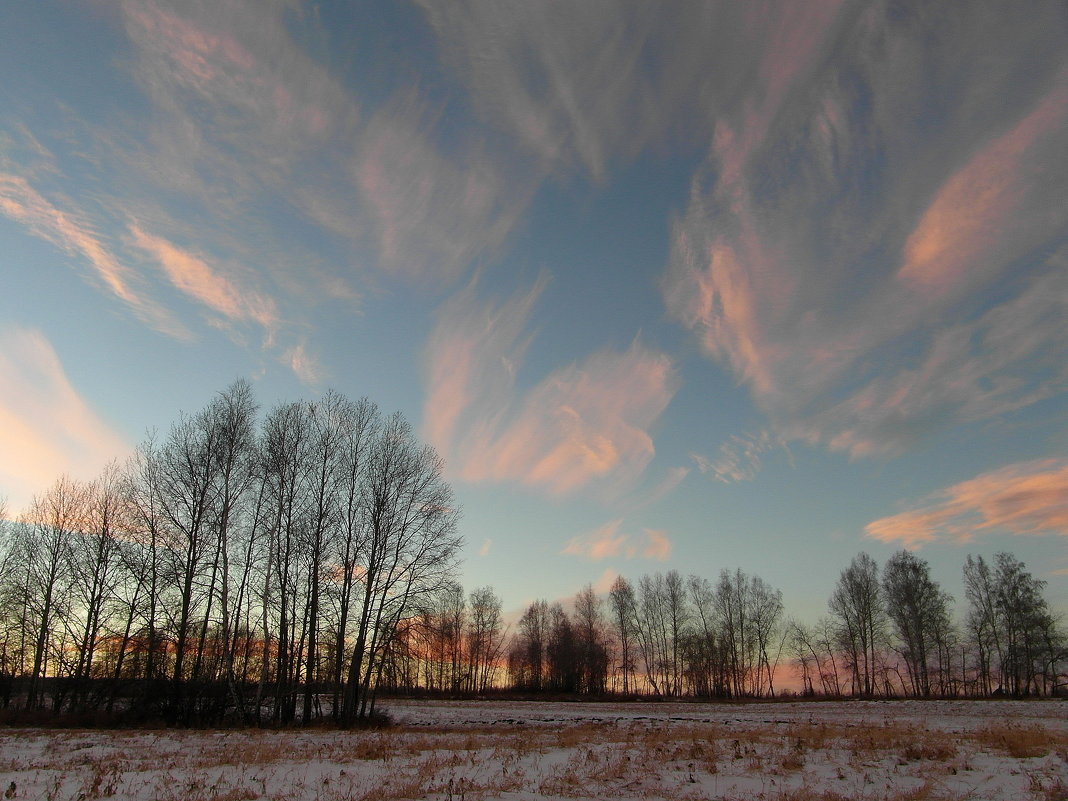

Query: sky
2 0 1067 624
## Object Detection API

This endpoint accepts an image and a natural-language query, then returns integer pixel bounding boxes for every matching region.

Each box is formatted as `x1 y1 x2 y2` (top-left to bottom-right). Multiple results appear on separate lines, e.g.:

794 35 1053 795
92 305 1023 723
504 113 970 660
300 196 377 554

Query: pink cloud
641 529 672 561
475 345 676 495
128 224 277 332
665 26 1068 461
121 0 347 147
280 341 324 385
692 430 783 484
424 280 677 497
356 97 527 286
423 279 544 460
562 520 673 562
898 79 1068 297
0 174 185 338
0 329 130 515
562 520 628 560
422 2 845 180
865 458 1068 548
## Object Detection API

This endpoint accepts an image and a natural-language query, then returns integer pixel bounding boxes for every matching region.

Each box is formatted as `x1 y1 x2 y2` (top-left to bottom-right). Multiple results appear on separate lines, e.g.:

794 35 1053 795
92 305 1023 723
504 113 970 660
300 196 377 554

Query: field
1 699 1066 800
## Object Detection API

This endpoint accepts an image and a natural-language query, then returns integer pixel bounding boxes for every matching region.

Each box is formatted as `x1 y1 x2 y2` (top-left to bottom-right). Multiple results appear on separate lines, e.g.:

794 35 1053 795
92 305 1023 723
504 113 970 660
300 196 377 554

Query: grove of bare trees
0 381 461 725
0 382 1065 724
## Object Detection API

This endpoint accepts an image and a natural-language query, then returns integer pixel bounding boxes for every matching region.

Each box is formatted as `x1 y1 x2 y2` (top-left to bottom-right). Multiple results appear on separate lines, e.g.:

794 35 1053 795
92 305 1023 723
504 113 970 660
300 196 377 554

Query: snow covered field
1 699 1065 800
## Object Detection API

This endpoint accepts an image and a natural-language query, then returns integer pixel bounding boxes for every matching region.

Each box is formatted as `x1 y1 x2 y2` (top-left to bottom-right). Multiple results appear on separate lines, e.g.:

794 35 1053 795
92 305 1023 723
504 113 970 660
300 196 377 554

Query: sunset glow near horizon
2 1 1067 623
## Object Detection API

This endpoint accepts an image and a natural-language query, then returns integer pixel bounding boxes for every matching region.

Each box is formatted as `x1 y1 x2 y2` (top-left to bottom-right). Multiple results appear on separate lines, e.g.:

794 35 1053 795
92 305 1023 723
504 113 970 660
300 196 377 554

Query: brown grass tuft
974 723 1059 759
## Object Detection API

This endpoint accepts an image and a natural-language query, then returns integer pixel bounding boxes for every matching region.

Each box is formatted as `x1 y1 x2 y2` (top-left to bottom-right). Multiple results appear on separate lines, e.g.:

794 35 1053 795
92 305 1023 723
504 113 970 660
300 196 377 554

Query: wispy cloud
424 281 678 497
120 0 353 175
0 174 186 338
897 77 1068 297
421 2 844 180
562 519 628 560
0 329 130 515
355 95 531 287
280 340 324 385
664 4 1068 459
865 459 1068 548
642 529 672 561
692 431 783 483
562 519 672 562
118 0 526 295
623 466 690 510
798 263 1068 458
128 224 278 334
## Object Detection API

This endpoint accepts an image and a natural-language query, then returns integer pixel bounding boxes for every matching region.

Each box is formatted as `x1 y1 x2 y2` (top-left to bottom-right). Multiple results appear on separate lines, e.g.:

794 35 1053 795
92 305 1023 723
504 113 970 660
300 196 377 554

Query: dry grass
3 704 1066 801
974 723 1064 759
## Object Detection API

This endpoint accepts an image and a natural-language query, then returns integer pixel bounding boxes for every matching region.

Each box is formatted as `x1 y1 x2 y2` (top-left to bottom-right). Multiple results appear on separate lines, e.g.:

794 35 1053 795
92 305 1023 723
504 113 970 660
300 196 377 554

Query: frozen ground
1 699 1065 800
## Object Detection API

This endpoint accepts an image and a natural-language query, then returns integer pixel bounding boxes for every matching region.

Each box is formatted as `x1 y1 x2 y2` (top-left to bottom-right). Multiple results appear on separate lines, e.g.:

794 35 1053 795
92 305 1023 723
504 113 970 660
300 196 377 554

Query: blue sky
2 0 1067 623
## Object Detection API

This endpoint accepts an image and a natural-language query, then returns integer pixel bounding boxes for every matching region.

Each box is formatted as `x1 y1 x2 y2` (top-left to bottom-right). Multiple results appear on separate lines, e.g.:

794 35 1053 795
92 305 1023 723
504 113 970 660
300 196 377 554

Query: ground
1 699 1065 800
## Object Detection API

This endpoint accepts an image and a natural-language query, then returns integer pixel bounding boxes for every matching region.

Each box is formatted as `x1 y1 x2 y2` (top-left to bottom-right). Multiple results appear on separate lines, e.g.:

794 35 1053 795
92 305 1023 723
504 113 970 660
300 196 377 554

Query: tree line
0 381 461 725
374 548 1063 702
0 381 1065 727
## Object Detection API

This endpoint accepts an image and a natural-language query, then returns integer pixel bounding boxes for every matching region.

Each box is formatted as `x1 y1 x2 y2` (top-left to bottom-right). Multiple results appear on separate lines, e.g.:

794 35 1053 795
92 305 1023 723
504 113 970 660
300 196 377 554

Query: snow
1 699 1065 800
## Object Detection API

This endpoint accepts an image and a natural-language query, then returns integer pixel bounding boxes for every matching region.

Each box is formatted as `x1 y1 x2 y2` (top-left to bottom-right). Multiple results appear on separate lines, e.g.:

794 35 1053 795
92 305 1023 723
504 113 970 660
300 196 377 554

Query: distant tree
991 553 1060 696
573 584 609 694
607 575 638 693
65 464 126 710
466 585 505 693
546 603 579 692
829 553 885 696
510 599 550 690
882 550 953 697
686 574 725 697
16 477 90 709
962 554 1000 695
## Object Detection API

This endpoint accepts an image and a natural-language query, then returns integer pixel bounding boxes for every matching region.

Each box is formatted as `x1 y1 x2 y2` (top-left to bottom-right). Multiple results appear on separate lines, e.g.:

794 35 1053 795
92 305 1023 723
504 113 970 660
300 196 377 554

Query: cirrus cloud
665 2 1068 462
423 280 678 497
127 224 278 334
562 519 673 562
0 174 187 339
865 459 1068 548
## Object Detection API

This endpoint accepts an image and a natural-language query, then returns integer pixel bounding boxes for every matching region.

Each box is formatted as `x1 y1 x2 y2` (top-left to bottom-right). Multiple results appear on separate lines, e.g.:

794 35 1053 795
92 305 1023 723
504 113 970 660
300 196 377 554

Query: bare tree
749 574 784 696
466 585 504 693
991 553 1059 696
573 584 609 694
259 400 311 724
325 397 380 719
829 553 885 696
339 413 461 724
510 599 549 690
686 574 725 697
65 463 126 710
0 495 24 708
17 477 90 708
882 550 953 697
607 575 637 693
634 572 685 696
